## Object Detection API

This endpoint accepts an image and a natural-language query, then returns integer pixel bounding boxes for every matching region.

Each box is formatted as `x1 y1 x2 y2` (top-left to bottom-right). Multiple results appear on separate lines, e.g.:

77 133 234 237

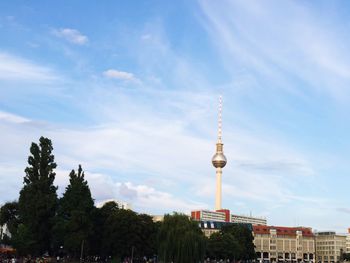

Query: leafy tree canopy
207 223 256 261
0 201 19 237
157 213 206 263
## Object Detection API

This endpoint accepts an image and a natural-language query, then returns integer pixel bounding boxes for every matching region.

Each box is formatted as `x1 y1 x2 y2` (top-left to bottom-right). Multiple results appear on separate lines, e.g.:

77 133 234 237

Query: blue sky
1 0 350 232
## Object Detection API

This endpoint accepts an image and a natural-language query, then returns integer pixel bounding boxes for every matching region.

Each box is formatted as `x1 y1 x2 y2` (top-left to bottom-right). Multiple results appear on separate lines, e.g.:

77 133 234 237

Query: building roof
253 225 314 237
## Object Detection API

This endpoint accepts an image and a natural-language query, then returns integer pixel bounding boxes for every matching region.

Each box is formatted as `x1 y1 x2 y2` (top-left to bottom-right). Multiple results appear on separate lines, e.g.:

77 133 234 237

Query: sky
0 0 350 232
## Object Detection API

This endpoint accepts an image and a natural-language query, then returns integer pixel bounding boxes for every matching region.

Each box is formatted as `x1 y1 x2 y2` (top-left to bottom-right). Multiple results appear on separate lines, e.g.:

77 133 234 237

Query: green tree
157 213 206 263
136 213 158 258
94 204 157 261
221 224 256 260
207 231 241 261
102 208 141 260
0 201 20 241
54 165 94 258
89 201 119 256
343 252 350 261
18 136 58 256
207 223 256 261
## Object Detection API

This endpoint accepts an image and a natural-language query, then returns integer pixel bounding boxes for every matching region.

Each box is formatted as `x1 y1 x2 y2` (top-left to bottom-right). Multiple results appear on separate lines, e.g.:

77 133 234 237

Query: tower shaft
215 167 222 210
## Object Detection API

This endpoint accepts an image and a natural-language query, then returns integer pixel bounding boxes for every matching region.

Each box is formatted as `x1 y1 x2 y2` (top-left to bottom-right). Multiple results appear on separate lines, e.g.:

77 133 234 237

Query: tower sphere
212 152 227 168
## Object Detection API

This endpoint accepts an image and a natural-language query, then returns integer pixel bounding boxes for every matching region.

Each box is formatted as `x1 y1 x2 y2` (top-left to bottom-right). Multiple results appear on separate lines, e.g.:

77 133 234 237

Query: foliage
222 224 256 260
88 201 119 256
207 231 241 261
157 213 206 263
0 201 20 238
342 252 350 261
53 165 94 258
207 224 256 261
17 137 58 256
102 208 157 260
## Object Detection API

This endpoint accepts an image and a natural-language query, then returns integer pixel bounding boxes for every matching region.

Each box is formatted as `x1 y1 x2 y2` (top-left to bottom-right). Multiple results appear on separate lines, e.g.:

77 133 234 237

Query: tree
136 213 158 259
0 201 20 240
221 224 256 260
343 253 350 261
92 204 157 262
89 201 119 257
54 165 94 258
102 208 142 260
207 231 241 261
17 136 58 256
207 223 256 261
157 213 206 263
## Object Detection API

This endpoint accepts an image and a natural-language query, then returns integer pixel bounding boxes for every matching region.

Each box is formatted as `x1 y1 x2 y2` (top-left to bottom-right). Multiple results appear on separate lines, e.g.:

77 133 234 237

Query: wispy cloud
0 102 316 217
337 207 350 214
53 28 88 45
0 52 58 82
0 111 30 124
199 0 350 100
103 69 138 82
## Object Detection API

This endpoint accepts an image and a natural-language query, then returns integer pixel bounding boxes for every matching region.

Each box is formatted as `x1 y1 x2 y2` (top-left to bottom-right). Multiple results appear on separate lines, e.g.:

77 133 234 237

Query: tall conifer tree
55 165 94 258
18 137 58 255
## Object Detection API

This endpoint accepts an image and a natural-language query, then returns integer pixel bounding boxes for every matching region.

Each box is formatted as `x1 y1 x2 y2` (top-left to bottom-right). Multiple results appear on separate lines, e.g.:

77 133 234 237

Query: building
151 215 164 222
231 214 267 225
253 225 315 263
315 231 346 263
0 224 10 239
191 209 267 225
191 210 227 222
346 228 350 254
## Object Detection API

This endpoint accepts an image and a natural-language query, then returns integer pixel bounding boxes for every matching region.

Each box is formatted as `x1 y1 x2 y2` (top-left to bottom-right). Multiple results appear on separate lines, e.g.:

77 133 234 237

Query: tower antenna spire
212 95 227 211
218 95 223 143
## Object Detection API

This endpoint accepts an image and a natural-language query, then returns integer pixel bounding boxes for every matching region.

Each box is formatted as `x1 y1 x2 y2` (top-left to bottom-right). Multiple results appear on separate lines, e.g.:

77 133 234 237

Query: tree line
0 137 256 263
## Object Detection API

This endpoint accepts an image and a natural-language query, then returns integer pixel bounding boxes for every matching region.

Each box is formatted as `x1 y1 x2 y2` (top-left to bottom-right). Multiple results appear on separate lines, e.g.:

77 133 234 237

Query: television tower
212 95 227 211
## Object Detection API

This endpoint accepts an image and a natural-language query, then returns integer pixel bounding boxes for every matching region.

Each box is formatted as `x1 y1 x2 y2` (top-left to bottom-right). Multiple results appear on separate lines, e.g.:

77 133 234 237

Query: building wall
191 210 227 222
346 235 350 254
253 226 315 263
315 232 346 263
0 224 10 239
191 209 267 225
231 214 267 225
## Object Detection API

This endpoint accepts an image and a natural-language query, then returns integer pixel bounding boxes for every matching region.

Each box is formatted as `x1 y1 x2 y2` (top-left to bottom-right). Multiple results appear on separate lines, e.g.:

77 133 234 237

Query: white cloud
103 69 138 82
0 53 58 82
0 111 30 124
53 28 88 45
0 105 317 215
116 182 206 214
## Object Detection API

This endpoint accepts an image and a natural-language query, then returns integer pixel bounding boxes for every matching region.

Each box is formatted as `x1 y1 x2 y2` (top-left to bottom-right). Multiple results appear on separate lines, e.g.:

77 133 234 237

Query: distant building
191 210 227 222
151 215 164 222
315 231 346 263
231 213 267 225
191 209 267 226
253 225 315 263
0 224 10 239
96 199 132 210
346 228 350 254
